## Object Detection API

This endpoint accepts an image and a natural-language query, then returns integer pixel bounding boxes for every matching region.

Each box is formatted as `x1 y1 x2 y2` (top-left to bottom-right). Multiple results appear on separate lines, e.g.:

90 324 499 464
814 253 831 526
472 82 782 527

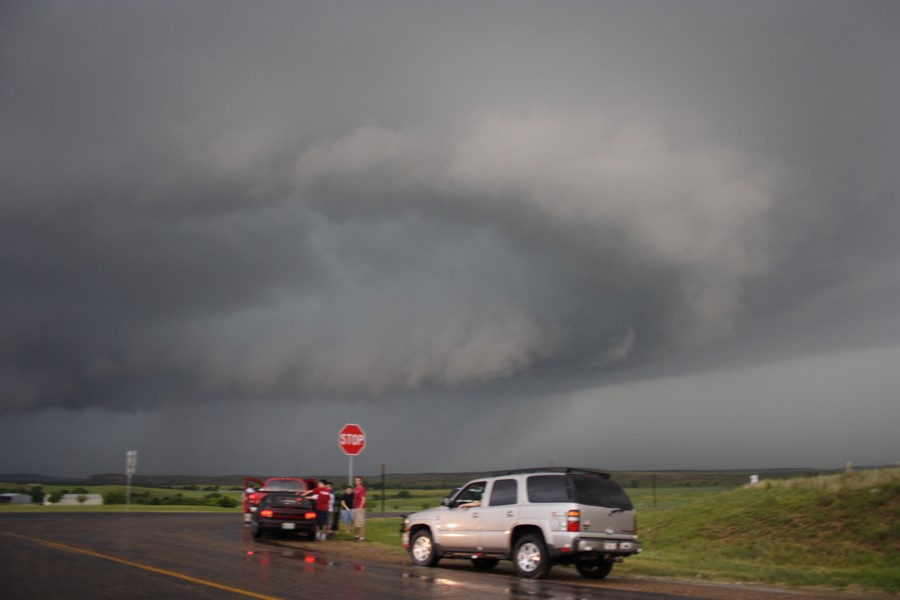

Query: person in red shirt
303 479 333 541
352 476 366 541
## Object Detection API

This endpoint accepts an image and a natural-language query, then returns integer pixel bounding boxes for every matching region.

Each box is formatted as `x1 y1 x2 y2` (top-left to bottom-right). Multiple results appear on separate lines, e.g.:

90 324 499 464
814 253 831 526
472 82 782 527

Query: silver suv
401 467 641 579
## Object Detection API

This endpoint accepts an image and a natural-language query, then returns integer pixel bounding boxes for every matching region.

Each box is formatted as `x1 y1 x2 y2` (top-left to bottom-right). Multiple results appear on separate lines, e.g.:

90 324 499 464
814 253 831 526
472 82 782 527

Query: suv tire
513 534 551 579
410 529 441 567
576 558 613 579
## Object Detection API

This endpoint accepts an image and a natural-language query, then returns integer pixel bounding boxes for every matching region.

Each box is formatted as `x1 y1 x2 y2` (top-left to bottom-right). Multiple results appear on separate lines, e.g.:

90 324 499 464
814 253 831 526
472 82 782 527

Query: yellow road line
5 532 282 600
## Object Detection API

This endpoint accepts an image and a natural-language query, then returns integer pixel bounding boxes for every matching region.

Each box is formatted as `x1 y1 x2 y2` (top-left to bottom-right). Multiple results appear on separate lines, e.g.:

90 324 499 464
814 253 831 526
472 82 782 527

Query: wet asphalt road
8 513 860 600
0 512 702 600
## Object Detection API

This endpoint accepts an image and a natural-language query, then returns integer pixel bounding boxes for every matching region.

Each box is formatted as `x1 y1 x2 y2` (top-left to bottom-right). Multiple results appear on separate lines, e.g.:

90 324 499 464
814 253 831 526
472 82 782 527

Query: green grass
369 489 454 512
325 516 409 555
627 485 732 511
618 468 900 593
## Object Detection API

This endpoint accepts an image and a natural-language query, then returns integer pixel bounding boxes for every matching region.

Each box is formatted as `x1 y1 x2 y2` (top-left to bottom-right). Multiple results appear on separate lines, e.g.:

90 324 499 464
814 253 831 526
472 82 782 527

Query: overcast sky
2 0 898 479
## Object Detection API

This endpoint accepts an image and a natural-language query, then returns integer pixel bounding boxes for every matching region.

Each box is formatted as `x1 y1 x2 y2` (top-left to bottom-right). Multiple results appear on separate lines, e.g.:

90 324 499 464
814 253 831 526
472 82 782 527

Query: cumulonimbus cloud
294 110 773 351
2 110 775 410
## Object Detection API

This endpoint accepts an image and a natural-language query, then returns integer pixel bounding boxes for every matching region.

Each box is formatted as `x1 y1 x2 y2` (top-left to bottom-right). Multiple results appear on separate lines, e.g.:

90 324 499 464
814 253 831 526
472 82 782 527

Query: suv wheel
513 534 551 579
576 558 613 579
410 529 440 567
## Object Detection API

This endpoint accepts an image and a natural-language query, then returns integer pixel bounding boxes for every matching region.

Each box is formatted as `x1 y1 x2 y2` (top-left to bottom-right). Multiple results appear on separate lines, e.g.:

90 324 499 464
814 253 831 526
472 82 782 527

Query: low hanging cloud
1 109 774 411
294 110 773 349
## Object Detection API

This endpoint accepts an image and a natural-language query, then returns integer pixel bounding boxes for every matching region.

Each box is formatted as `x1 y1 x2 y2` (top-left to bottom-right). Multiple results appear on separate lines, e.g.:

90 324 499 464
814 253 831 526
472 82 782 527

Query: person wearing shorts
352 476 366 541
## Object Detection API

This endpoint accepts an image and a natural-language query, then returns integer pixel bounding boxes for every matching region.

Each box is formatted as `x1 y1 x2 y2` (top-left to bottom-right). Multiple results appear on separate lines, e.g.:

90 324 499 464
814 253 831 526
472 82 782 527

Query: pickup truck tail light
260 509 274 518
566 510 580 532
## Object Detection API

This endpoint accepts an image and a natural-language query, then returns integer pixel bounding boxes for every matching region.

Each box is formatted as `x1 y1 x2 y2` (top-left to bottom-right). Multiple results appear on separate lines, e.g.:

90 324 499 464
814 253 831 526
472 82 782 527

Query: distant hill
0 473 84 484
1 466 850 489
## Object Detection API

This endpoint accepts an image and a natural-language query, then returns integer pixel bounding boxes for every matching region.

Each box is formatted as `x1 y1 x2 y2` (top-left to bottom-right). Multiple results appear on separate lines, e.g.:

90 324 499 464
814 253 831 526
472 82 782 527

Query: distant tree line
0 485 237 508
101 490 237 508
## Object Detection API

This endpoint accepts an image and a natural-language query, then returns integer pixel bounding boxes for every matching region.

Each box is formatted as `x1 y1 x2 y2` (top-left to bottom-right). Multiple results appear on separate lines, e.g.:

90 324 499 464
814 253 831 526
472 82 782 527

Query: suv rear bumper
548 535 642 560
574 536 641 555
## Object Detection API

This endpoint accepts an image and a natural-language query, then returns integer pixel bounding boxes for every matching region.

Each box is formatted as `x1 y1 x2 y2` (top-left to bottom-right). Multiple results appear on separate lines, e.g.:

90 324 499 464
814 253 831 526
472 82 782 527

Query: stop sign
338 423 366 456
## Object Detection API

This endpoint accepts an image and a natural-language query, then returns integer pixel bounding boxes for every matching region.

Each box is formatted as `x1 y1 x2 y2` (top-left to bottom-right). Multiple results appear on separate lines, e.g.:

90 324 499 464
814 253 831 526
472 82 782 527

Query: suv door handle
506 511 514 517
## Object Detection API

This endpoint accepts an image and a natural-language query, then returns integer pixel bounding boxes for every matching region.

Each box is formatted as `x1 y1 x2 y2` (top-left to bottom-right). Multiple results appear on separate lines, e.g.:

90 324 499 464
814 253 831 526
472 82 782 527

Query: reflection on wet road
0 513 686 599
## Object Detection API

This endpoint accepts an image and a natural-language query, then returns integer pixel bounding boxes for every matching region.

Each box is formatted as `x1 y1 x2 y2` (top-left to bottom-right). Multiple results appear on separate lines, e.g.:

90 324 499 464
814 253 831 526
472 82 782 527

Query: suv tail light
566 509 581 532
260 509 274 518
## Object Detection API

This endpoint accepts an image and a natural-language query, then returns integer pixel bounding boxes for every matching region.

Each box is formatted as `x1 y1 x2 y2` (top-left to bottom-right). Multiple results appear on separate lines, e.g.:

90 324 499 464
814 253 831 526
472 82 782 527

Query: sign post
338 424 366 485
125 450 138 512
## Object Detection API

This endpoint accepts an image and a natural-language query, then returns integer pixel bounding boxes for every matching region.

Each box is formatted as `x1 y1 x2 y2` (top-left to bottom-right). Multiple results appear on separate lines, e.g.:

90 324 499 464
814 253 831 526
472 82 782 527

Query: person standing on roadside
340 485 354 528
327 481 339 536
352 476 366 541
303 479 332 541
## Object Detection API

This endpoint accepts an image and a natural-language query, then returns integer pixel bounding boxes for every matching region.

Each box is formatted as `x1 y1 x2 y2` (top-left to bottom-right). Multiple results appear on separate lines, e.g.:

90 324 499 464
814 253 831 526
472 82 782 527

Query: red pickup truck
243 476 317 522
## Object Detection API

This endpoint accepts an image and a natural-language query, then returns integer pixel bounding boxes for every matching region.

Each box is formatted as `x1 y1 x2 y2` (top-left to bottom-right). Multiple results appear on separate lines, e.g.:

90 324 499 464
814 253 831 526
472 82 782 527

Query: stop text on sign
338 423 366 456
339 433 365 446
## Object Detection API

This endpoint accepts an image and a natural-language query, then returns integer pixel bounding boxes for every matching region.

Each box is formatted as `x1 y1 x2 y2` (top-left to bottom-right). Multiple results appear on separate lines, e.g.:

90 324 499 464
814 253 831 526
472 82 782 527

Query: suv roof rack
490 467 610 478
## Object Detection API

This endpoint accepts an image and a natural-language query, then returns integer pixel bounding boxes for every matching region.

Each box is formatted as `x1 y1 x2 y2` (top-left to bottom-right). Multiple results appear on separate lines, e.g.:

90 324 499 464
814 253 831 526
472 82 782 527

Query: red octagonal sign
338 423 366 456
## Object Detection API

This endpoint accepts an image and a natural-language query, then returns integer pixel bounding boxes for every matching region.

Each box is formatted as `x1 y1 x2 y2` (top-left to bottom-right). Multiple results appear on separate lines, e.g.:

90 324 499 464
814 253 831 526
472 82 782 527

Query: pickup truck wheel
410 530 440 567
513 534 551 579
251 522 262 539
576 559 613 579
471 558 499 569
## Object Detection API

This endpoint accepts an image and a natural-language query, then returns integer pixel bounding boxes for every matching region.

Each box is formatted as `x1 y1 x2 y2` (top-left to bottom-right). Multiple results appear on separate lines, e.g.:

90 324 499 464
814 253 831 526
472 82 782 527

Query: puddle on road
244 547 366 571
243 541 600 599
398 572 597 599
244 548 598 599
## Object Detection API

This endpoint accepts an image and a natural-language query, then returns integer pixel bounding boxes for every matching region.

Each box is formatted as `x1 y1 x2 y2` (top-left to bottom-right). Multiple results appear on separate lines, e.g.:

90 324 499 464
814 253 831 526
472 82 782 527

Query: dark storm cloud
1 0 898 474
3 0 899 410
1 111 774 408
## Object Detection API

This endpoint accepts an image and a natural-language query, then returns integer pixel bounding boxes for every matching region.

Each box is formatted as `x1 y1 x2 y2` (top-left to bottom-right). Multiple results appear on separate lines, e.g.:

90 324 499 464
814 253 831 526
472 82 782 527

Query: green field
3 468 897 593
620 468 900 592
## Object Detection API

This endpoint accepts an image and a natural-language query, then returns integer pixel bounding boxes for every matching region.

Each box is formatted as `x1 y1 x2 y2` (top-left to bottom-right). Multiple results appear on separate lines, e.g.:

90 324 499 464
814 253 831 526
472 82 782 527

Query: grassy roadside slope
619 468 900 593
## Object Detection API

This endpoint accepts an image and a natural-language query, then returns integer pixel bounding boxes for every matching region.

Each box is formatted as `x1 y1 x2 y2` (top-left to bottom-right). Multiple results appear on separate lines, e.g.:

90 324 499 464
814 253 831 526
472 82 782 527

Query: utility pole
125 450 138 513
380 463 386 515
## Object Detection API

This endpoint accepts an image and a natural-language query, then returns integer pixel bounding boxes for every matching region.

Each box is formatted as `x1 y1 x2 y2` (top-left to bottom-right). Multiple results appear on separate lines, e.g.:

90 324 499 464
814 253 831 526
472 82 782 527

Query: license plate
604 542 617 550
282 523 296 530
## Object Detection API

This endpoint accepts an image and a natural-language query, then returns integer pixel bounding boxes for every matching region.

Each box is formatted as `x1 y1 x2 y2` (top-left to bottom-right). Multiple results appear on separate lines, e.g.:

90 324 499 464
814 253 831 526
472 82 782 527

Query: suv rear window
569 474 633 509
526 473 633 509
266 480 305 492
526 475 569 503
